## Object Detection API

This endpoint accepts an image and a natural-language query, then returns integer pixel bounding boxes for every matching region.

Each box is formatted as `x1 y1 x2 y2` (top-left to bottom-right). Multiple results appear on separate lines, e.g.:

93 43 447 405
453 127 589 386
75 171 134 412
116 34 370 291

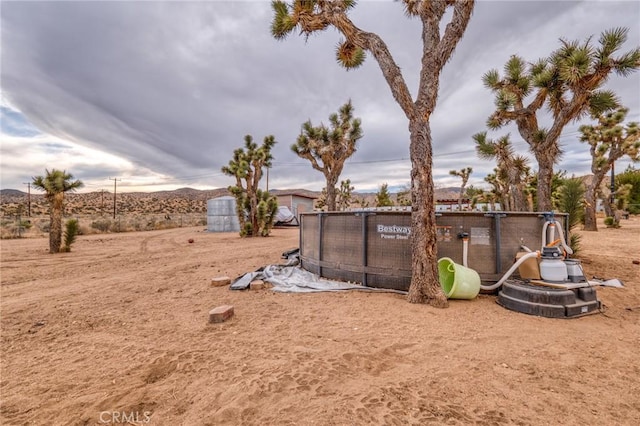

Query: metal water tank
207 196 240 232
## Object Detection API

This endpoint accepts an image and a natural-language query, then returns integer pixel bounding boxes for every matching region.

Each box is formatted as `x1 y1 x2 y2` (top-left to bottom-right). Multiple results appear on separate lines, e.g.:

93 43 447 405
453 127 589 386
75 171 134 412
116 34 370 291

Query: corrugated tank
207 196 240 232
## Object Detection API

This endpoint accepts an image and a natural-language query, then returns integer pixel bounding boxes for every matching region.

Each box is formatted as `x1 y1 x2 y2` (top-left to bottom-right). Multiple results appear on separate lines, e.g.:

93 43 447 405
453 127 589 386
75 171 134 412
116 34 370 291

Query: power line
109 177 121 218
22 182 31 217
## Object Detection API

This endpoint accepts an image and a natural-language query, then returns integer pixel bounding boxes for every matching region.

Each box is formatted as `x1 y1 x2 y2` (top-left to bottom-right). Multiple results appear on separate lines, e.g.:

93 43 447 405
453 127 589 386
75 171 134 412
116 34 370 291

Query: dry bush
1 213 207 238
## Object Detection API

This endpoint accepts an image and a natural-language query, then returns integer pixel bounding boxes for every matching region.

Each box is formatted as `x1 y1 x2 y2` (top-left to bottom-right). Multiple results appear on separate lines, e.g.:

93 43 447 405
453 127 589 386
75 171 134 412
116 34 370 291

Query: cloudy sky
1 0 639 194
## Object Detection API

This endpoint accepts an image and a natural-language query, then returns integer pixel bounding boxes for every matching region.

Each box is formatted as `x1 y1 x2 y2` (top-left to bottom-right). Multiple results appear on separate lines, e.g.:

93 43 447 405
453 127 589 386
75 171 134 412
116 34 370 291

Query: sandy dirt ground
1 217 639 425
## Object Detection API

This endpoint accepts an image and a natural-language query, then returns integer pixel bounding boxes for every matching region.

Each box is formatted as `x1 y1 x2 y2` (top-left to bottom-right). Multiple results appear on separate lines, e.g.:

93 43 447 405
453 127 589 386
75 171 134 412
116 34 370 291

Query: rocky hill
0 186 462 217
0 187 231 217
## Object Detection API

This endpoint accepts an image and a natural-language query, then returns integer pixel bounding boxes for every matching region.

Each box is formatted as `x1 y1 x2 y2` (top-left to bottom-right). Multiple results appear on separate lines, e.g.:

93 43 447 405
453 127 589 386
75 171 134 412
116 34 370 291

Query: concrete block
250 280 265 290
209 305 234 323
211 276 231 287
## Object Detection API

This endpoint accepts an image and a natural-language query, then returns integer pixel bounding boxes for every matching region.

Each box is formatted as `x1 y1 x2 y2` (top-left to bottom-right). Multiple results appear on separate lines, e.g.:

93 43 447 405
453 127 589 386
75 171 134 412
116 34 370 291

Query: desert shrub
555 177 585 227
569 233 582 256
603 216 619 228
616 167 640 214
78 224 93 235
127 218 143 231
18 219 32 230
91 219 112 232
61 219 79 252
110 219 124 232
0 228 16 239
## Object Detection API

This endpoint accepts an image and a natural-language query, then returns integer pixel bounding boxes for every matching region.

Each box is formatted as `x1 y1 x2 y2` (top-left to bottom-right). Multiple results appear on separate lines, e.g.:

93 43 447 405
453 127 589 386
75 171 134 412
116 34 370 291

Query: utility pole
109 177 121 219
22 182 31 217
610 162 615 206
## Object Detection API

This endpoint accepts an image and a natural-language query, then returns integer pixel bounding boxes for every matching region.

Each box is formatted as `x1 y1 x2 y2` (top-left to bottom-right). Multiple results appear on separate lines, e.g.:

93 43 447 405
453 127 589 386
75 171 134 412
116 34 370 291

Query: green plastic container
437 257 481 299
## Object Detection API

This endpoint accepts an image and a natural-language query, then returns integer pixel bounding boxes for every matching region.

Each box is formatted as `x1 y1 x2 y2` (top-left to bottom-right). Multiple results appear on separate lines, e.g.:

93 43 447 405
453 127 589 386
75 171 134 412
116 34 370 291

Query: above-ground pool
299 210 568 291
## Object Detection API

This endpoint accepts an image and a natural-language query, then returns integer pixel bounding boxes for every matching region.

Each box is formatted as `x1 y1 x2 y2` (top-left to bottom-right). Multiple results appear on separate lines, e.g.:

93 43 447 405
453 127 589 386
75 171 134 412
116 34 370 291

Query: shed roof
272 189 319 200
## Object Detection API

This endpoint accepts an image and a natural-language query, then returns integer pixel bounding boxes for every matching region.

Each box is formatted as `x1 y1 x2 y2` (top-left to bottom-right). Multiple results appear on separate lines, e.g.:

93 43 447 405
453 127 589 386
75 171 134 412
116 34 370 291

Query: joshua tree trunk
508 168 528 212
513 185 528 212
533 149 555 212
49 193 64 253
406 118 447 307
326 173 339 212
501 193 511 211
583 187 598 231
602 195 615 219
583 170 607 231
247 185 258 236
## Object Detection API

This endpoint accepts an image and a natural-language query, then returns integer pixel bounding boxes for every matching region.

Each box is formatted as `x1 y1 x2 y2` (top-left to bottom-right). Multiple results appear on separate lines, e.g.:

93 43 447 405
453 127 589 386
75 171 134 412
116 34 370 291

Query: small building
274 190 317 218
436 198 472 211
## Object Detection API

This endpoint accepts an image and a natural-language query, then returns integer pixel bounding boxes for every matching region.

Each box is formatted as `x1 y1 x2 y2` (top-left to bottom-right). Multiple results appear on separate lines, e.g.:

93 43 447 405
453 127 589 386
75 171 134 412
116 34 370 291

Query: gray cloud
1 1 639 192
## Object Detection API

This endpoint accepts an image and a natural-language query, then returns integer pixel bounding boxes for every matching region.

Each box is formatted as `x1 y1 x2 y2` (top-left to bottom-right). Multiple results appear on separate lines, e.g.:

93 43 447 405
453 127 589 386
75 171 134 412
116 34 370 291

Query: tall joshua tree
483 27 640 211
473 132 529 211
292 100 362 212
449 167 472 210
272 0 475 307
579 107 640 231
32 169 84 253
222 135 278 237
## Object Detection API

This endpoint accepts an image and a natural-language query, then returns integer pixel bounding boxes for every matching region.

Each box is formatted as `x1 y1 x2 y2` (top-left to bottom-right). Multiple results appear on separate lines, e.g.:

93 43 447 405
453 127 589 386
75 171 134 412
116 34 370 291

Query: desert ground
1 217 639 425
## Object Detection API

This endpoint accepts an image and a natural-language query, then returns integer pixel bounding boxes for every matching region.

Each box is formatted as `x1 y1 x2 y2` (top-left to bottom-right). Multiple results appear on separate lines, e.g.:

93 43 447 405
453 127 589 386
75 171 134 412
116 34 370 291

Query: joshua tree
354 196 369 208
473 132 530 211
396 183 412 207
616 166 640 214
464 185 484 210
449 167 472 210
315 187 328 211
579 107 639 231
222 135 278 237
483 27 640 211
292 100 362 212
272 0 475 307
32 169 84 253
337 179 355 211
375 183 393 207
484 170 507 211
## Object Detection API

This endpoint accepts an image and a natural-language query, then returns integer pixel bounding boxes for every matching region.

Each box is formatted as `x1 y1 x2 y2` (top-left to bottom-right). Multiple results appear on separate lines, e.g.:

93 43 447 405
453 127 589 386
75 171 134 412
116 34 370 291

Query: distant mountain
0 187 232 216
0 187 317 217
0 189 26 198
124 187 230 201
0 185 482 217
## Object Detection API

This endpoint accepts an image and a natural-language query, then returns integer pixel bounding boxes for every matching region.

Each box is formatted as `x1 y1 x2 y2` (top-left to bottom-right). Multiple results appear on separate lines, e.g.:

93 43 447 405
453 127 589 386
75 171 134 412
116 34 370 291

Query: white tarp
230 257 406 294
274 206 297 225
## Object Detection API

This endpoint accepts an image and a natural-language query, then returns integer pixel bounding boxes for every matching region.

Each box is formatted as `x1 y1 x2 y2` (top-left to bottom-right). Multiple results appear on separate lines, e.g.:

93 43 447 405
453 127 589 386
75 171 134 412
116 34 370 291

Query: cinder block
211 276 231 287
209 305 234 323
250 280 265 290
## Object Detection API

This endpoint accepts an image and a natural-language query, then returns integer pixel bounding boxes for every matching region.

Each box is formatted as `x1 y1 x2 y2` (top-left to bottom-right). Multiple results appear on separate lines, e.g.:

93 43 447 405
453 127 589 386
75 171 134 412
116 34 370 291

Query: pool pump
496 215 600 319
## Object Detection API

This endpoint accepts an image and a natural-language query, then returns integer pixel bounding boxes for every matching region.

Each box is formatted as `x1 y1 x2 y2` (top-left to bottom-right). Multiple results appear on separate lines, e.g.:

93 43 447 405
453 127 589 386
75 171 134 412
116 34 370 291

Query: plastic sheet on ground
588 278 624 288
230 258 406 294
